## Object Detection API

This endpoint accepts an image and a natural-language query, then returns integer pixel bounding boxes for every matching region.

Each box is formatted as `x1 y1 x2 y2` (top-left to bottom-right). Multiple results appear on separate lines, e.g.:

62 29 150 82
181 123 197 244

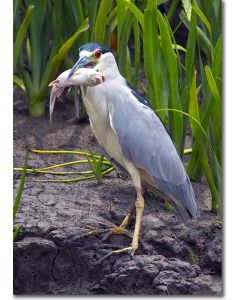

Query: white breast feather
83 83 126 169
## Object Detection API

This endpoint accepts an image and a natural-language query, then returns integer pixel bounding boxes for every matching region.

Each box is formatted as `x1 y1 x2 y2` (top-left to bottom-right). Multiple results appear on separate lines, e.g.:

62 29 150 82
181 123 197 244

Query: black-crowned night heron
50 43 198 256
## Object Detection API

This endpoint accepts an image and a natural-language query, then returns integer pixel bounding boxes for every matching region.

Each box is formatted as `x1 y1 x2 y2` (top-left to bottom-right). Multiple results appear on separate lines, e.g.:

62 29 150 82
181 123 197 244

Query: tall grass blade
13 226 23 241
143 0 161 110
69 0 88 45
83 0 99 41
205 66 221 115
124 0 144 29
197 0 220 44
167 0 179 22
192 5 213 61
26 37 31 68
189 72 221 213
179 10 212 63
95 0 112 43
180 10 197 150
181 0 192 20
157 10 183 154
132 17 140 89
213 34 222 83
183 11 196 98
13 75 26 92
25 0 48 90
13 4 34 71
117 0 126 52
40 4 55 74
18 53 33 99
192 5 212 42
86 148 104 184
13 0 20 23
186 49 205 181
205 65 222 162
13 148 29 221
125 46 132 83
118 13 133 81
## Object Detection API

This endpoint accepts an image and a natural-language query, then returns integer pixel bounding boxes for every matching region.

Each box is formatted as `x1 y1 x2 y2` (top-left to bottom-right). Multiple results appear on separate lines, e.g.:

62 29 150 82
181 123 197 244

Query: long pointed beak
67 56 90 79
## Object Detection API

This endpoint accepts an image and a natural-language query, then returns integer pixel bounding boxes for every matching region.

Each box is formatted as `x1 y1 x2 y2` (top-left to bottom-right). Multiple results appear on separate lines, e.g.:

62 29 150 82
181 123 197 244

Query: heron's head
67 43 117 79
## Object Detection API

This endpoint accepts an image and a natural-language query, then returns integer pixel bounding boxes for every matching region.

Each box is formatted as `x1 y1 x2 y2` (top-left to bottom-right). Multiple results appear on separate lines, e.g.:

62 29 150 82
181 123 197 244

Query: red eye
95 50 102 59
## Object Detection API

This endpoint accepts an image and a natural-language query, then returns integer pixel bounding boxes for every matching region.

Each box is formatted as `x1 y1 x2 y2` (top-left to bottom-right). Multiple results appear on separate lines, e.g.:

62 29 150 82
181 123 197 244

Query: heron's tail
142 180 199 220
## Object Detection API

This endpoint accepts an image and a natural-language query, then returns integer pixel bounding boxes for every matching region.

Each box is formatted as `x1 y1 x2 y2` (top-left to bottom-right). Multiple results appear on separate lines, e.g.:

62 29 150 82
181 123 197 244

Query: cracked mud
13 92 222 295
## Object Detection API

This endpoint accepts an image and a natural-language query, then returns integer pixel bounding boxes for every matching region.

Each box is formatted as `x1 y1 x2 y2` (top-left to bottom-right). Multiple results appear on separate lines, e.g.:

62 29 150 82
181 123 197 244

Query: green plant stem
13 148 29 220
13 75 26 92
34 160 91 170
14 168 94 176
13 4 34 70
30 149 112 165
13 149 114 183
198 146 220 211
28 101 45 117
34 167 114 183
14 158 112 175
186 148 202 180
167 0 179 22
188 72 220 213
13 226 23 241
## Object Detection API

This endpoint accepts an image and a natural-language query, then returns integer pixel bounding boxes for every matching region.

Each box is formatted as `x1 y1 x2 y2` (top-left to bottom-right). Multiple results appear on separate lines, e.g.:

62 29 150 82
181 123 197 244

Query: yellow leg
88 163 144 258
113 191 144 256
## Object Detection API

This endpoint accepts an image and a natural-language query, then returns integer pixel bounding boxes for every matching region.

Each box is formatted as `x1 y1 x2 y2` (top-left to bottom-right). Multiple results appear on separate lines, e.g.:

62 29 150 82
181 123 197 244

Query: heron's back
105 81 199 219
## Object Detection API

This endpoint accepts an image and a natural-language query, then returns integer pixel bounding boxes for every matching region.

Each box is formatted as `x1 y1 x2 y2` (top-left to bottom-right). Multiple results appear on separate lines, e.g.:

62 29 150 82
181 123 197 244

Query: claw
96 244 138 264
113 244 138 256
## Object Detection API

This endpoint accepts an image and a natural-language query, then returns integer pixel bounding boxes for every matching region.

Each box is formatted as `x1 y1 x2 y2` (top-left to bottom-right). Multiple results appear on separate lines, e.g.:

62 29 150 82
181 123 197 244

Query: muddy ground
13 91 222 295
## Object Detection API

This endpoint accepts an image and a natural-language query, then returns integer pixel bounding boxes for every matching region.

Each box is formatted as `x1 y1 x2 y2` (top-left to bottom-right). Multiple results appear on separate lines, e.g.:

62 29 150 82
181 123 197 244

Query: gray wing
108 87 198 219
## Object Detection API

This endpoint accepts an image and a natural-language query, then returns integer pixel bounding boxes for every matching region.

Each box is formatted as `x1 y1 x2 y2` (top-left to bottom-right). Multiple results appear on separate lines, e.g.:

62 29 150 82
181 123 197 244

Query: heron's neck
95 57 121 80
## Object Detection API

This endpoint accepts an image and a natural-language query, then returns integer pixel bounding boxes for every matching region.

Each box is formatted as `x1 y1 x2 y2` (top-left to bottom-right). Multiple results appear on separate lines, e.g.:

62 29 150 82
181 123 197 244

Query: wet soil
13 90 222 295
